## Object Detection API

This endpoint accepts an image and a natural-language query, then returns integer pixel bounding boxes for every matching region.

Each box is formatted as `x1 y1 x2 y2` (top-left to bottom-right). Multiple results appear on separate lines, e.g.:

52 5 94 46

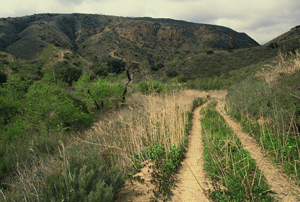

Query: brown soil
171 102 213 202
215 96 300 202
115 160 156 202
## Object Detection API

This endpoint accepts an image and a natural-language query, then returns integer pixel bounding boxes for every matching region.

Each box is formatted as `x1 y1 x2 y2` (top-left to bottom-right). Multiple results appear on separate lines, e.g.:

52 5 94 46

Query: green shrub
0 72 7 84
138 80 164 94
166 70 178 77
43 143 126 202
75 74 124 110
227 75 273 120
151 63 165 71
24 81 93 133
191 97 206 111
90 62 109 77
53 61 83 86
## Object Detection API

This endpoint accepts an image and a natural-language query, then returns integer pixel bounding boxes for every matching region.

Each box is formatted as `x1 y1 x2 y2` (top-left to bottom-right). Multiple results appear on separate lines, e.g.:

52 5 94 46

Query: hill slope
0 13 259 61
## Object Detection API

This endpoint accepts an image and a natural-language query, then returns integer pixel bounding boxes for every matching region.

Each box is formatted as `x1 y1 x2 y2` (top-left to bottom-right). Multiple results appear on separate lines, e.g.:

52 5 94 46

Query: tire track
215 99 300 201
171 102 213 202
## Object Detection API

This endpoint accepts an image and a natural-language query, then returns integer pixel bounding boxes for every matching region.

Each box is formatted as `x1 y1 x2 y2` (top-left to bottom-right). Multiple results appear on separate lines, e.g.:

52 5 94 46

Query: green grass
201 102 274 201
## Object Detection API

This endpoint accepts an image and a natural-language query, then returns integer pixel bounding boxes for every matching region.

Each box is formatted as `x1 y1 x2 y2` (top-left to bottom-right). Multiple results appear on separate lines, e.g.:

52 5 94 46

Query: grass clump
42 143 126 202
227 51 300 181
201 102 274 201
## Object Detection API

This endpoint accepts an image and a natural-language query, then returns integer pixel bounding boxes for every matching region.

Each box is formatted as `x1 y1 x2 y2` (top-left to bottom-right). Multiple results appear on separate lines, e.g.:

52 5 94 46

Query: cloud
0 0 299 44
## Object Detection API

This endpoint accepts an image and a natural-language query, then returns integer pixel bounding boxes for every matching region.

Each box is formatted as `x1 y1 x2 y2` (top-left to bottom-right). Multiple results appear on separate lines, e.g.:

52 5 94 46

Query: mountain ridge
0 13 259 61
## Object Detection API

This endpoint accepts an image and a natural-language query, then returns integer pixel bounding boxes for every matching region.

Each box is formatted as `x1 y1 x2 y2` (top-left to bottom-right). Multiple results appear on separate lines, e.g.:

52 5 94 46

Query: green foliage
0 72 7 84
43 143 126 202
138 80 165 94
3 74 33 99
75 73 124 110
107 58 126 74
53 61 83 85
166 70 178 77
0 87 21 127
191 97 206 111
23 81 93 133
201 103 274 201
134 143 186 200
151 62 164 71
90 62 109 77
227 75 273 120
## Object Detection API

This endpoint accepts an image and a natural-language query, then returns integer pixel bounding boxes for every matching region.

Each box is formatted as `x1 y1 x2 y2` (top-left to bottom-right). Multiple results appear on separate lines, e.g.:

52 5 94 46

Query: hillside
267 25 300 51
0 13 259 62
1 13 300 202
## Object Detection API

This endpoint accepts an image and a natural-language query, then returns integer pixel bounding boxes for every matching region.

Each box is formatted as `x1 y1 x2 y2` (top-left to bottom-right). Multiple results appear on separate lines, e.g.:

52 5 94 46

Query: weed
201 102 274 201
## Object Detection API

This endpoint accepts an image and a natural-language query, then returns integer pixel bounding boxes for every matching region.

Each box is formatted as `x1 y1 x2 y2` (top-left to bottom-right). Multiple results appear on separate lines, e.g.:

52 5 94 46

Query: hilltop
0 13 258 62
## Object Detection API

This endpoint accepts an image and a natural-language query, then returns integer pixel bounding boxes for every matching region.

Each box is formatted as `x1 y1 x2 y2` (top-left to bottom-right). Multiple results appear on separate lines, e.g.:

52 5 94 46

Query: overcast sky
1 0 299 45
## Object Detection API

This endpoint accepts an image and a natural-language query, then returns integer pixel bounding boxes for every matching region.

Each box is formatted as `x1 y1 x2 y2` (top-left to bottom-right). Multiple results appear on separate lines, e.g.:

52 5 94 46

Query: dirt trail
115 160 156 202
171 102 213 202
215 97 300 202
115 90 300 201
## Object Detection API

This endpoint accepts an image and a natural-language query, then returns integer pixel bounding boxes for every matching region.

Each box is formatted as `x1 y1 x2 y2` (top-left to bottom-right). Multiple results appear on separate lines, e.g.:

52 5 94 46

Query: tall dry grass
1 89 204 201
256 50 300 88
82 90 203 167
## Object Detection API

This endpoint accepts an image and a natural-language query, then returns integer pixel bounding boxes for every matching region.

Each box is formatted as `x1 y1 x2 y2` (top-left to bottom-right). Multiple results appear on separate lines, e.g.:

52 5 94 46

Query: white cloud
0 0 299 44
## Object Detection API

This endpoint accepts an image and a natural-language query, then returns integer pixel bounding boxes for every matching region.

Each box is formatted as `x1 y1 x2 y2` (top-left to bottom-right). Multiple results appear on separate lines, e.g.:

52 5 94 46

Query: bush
267 42 279 49
75 74 124 110
90 62 109 77
207 50 214 54
107 59 126 74
53 61 83 86
138 80 164 94
166 70 178 77
43 143 126 202
151 63 165 71
0 72 7 84
227 76 273 120
24 81 93 133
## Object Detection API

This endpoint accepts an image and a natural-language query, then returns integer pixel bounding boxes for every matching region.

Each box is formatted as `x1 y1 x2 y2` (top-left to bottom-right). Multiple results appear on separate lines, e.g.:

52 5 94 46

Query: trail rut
171 102 213 202
215 98 300 202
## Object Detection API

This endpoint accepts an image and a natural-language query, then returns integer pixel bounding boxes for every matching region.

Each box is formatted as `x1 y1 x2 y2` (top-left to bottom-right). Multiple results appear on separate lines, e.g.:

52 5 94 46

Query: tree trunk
88 89 100 111
122 67 132 104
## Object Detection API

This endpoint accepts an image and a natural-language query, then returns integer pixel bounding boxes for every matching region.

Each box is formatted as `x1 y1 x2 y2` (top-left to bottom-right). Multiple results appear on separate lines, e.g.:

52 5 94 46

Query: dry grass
82 89 203 168
257 51 300 88
1 89 203 201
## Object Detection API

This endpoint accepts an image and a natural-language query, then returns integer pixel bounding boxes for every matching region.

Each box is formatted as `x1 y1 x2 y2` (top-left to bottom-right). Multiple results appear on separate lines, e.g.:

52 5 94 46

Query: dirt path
215 98 300 202
171 102 213 202
114 160 156 202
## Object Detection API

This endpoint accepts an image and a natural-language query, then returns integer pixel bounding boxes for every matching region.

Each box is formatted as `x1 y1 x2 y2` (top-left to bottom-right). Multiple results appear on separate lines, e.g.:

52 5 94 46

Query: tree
107 59 126 74
90 62 109 77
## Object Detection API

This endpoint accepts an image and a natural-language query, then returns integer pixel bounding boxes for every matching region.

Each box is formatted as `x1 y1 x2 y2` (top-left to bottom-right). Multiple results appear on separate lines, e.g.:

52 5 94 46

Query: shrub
53 61 83 86
267 42 279 49
90 62 109 77
138 80 164 94
0 72 7 84
75 74 124 110
151 63 164 71
107 59 126 74
207 50 214 54
24 81 93 133
43 143 126 202
166 70 178 77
